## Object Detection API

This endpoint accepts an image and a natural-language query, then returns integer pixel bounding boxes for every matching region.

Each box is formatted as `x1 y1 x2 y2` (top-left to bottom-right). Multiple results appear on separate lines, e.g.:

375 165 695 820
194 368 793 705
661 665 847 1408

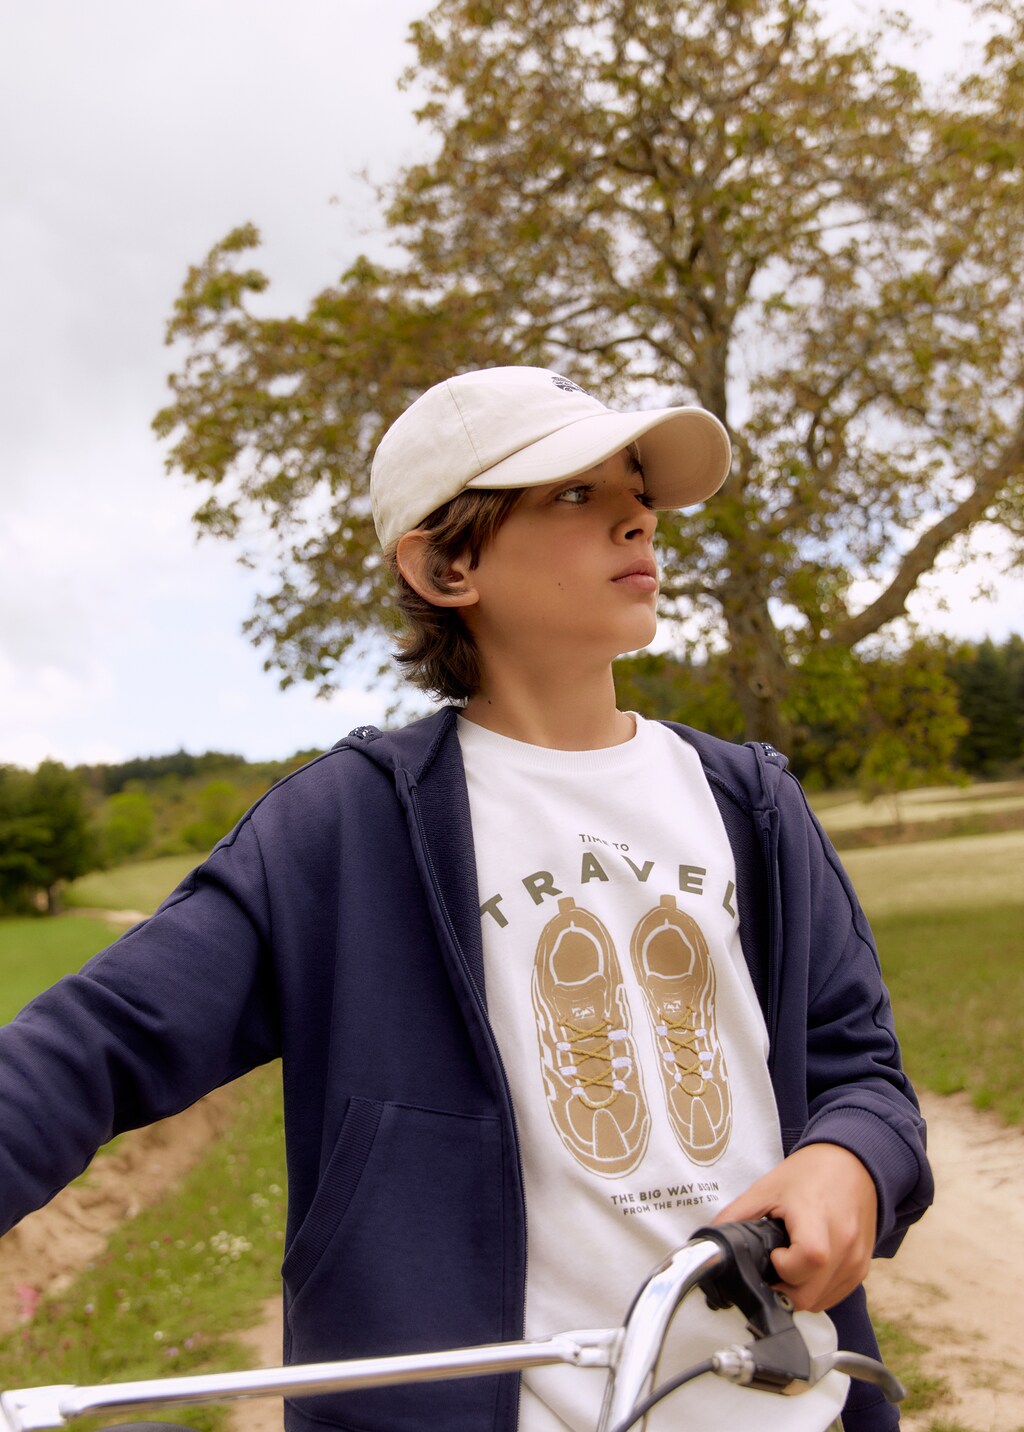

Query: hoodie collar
659 721 788 816
342 709 789 812
338 706 459 787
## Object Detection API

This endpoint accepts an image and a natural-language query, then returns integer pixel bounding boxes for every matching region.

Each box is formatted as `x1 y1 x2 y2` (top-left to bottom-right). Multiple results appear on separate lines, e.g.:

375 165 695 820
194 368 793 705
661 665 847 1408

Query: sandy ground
0 1087 236 1337
867 1091 1024 1432
2 1090 1021 1432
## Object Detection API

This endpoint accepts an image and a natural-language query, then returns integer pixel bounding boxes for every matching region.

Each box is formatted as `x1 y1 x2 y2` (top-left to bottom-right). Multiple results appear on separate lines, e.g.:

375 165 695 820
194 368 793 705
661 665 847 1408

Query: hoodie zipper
397 768 529 1415
757 806 783 1075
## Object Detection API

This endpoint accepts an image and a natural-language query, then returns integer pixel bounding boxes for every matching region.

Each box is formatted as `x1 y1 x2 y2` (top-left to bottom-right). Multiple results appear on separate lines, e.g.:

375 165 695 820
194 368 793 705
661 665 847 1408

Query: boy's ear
395 530 480 608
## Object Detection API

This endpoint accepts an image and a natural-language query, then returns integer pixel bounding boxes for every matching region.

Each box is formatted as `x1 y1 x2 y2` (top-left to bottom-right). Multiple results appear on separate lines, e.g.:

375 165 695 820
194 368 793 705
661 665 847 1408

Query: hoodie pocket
282 1098 509 1432
282 1096 383 1294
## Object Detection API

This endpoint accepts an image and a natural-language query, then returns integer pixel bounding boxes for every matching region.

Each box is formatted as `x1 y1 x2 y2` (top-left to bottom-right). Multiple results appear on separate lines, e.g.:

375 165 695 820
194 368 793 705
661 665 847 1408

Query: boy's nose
616 504 658 542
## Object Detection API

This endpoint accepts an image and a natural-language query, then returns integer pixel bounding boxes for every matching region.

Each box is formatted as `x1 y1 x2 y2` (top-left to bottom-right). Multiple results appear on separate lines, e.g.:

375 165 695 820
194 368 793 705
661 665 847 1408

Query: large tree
155 0 1024 745
0 762 98 914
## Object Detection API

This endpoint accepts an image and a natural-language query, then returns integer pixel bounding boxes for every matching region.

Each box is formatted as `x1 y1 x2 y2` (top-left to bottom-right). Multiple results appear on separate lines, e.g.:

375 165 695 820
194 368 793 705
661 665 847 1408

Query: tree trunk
721 596 794 751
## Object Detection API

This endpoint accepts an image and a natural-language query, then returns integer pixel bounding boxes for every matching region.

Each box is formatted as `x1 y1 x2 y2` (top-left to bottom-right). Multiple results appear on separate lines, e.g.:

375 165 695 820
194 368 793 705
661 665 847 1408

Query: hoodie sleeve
780 776 934 1254
0 812 280 1238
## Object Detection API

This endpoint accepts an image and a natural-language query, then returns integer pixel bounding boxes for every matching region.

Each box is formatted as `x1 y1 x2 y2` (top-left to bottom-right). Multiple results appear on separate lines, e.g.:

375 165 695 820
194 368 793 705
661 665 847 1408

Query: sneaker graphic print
532 897 650 1177
630 895 733 1165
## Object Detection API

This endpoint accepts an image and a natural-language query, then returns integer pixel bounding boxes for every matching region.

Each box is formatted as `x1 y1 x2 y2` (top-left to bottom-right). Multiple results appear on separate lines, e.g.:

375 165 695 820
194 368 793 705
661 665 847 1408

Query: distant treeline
90 748 249 796
615 634 1024 791
946 636 1024 778
1 637 1021 915
0 748 315 915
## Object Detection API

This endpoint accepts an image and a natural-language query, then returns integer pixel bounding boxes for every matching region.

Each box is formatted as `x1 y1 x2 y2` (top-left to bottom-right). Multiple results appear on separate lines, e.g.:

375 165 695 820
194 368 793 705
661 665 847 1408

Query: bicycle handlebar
0 1219 902 1432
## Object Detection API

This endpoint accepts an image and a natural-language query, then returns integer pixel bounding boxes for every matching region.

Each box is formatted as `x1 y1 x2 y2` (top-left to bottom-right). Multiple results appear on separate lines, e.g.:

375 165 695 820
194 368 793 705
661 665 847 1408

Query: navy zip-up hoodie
0 709 932 1431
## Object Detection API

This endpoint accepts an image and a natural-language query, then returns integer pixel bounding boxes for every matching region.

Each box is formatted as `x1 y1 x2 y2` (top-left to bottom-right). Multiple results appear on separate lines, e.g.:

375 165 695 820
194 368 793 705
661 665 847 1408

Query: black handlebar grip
747 1215 790 1260
692 1216 791 1319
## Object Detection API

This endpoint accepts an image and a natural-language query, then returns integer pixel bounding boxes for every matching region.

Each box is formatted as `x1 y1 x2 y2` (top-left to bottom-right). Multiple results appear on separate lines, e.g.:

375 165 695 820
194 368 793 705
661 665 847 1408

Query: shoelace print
556 1018 633 1107
656 1004 711 1097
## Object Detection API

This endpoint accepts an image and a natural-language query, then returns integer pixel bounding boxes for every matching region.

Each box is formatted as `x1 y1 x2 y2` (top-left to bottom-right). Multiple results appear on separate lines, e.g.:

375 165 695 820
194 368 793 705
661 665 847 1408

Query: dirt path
2 1090 1021 1431
867 1091 1024 1431
0 1088 235 1336
67 905 153 928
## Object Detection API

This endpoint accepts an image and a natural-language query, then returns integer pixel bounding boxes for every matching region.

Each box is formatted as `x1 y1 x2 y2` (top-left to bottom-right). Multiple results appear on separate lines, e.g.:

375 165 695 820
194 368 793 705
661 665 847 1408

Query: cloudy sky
2 0 1021 769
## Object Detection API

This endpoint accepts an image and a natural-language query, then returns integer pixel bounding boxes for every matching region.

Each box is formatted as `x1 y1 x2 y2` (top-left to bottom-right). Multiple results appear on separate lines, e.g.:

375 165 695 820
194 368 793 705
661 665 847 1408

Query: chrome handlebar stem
597 1239 725 1431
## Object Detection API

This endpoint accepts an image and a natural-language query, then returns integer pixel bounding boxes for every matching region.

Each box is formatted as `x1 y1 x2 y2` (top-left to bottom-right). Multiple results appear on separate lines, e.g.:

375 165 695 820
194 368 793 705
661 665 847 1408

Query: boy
0 367 931 1432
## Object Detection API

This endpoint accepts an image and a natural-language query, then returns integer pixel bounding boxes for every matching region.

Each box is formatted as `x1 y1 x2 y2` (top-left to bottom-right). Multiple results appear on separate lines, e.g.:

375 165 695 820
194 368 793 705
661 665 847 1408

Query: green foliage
100 789 156 864
89 748 248 797
946 634 1024 777
180 779 248 854
78 751 309 866
617 640 969 799
613 650 745 739
0 762 100 914
848 643 967 805
155 0 1024 745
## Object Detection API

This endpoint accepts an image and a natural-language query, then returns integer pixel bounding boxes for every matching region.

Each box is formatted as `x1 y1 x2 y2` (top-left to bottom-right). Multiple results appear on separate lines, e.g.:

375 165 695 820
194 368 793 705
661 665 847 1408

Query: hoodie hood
338 707 460 787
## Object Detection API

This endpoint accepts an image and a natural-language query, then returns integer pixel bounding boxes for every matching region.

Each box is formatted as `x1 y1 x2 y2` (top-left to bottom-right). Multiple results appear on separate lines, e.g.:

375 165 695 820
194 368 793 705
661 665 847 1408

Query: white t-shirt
457 714 847 1432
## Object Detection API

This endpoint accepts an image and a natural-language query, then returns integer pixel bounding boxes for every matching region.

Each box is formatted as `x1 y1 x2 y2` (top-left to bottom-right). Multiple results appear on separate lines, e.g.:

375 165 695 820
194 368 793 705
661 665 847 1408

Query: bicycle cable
605 1357 716 1432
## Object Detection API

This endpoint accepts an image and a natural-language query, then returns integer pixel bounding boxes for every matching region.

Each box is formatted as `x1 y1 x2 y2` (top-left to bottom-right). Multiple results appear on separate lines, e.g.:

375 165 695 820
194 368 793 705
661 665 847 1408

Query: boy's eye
555 483 593 505
551 480 653 508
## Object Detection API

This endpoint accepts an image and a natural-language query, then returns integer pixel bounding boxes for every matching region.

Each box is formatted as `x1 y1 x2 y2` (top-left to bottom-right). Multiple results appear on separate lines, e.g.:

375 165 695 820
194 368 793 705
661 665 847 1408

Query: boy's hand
712 1143 878 1313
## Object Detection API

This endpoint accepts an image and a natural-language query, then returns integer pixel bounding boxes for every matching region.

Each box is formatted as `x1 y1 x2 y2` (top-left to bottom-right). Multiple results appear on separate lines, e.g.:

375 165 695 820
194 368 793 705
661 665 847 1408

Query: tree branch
830 421 1024 645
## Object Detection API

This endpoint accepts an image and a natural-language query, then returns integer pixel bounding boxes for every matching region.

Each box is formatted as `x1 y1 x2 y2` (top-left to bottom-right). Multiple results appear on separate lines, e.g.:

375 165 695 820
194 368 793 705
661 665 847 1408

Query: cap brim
464 406 731 508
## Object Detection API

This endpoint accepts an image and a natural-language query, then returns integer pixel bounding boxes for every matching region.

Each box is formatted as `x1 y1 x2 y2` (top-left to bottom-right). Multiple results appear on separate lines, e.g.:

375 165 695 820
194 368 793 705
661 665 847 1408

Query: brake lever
811 1351 905 1403
693 1218 904 1404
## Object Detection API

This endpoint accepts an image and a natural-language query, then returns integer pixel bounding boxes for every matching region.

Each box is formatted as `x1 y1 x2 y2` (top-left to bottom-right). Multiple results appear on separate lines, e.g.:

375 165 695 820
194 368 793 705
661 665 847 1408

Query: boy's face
460 449 660 672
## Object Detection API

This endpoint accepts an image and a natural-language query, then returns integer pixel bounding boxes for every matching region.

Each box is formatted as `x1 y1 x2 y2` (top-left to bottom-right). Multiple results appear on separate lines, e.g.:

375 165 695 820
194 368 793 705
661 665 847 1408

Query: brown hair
385 487 524 702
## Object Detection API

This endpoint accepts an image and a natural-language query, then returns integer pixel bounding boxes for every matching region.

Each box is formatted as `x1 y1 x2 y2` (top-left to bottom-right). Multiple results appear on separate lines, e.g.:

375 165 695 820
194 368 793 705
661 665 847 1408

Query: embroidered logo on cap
551 376 587 394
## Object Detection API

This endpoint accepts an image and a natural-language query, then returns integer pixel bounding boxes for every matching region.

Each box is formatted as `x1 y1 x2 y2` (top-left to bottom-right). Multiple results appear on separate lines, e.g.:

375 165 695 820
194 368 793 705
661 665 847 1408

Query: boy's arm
697 734 934 1264
0 813 279 1238
780 773 932 1250
716 765 933 1313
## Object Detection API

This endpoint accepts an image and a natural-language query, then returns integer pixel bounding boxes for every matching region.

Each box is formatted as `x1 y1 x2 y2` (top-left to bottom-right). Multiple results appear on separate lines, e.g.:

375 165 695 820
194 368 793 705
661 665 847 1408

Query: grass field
0 891 285 1430
840 827 1024 1126
842 829 1024 917
64 853 199 914
813 779 1024 832
872 901 1023 1123
0 915 121 1023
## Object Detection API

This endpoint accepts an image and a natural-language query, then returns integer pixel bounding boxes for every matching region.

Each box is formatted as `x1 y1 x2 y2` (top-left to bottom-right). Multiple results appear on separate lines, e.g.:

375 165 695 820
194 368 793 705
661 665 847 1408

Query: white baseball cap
370 366 731 549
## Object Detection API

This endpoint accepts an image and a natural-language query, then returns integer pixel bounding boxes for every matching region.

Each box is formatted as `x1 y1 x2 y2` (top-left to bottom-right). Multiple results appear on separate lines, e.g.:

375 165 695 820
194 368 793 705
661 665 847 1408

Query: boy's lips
612 559 659 592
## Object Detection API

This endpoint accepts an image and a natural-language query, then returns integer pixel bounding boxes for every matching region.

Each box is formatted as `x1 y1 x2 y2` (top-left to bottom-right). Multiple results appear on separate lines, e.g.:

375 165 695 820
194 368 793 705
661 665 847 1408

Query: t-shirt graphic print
532 893 732 1176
